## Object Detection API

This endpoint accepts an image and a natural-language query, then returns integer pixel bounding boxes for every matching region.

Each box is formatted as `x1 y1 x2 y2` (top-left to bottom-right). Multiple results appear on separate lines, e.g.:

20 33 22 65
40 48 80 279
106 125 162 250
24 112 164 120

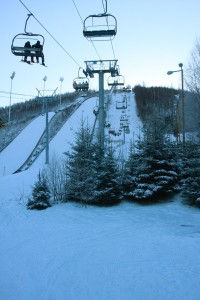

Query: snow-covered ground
0 92 200 300
0 113 54 176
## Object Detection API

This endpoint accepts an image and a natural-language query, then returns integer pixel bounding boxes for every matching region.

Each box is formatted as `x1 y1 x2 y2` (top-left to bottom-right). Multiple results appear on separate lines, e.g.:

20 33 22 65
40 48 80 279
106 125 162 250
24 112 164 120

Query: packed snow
0 92 200 300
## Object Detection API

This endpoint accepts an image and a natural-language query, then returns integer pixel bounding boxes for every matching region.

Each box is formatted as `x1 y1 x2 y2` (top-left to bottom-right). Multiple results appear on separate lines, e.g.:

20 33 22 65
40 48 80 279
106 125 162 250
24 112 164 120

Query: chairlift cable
18 0 81 68
101 0 117 59
71 0 102 61
71 0 84 23
0 91 35 97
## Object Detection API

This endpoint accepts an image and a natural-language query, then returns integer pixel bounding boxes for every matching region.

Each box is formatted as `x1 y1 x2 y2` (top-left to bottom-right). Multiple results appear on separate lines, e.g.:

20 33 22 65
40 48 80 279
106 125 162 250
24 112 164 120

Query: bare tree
45 153 67 203
186 38 200 101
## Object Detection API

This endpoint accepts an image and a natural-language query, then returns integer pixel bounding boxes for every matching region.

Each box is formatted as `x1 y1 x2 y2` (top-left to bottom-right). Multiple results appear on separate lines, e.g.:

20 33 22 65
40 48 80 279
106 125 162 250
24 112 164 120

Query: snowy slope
105 90 142 157
31 96 98 168
0 92 140 174
0 92 200 300
0 113 54 176
0 182 200 300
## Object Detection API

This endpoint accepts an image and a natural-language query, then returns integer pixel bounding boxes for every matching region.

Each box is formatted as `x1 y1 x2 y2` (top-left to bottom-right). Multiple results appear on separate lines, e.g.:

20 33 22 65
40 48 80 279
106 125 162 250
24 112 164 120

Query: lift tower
84 59 118 150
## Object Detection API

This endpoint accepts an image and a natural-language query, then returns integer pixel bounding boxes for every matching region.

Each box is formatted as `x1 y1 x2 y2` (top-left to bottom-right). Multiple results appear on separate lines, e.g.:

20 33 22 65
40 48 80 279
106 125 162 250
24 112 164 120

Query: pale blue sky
1 0 200 107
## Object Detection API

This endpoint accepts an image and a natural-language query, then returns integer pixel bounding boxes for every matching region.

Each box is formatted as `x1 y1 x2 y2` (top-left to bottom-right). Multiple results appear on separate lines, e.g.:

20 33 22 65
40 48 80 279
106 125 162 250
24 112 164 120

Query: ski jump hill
0 91 141 177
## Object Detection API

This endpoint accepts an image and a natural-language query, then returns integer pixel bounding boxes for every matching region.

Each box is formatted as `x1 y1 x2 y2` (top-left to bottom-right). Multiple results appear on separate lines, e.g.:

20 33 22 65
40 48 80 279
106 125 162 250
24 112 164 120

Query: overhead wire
101 0 116 60
71 0 102 90
71 0 102 61
18 0 118 91
0 91 35 97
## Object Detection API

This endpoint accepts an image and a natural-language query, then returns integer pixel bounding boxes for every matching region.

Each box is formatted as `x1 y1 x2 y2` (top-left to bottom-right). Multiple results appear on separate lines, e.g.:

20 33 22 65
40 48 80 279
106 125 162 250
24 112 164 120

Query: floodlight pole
59 77 64 106
36 86 58 164
8 71 16 124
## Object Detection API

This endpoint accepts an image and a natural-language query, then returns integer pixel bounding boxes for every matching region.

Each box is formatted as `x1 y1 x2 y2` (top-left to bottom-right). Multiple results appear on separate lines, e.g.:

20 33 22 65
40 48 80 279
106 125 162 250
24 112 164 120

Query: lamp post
59 77 64 106
8 71 15 124
167 63 185 145
43 76 47 96
42 76 49 164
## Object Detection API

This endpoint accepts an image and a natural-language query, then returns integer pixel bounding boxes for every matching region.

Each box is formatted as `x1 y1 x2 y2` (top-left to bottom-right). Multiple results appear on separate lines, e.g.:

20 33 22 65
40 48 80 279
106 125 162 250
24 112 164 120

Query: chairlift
83 0 117 41
108 75 125 86
11 14 45 61
73 67 89 92
110 64 120 77
116 100 127 110
120 115 128 122
83 14 117 41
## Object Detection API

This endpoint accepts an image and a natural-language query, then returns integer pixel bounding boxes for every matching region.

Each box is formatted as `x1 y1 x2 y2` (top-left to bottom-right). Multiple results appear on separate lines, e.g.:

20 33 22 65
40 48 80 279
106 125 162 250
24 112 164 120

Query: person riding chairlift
32 40 45 66
24 41 34 63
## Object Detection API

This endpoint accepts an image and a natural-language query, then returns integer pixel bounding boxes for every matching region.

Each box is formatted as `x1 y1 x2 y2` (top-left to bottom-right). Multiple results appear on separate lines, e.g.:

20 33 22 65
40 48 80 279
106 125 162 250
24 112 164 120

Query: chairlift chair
120 115 128 122
83 13 117 41
11 14 45 61
73 68 89 92
108 75 125 86
11 34 45 58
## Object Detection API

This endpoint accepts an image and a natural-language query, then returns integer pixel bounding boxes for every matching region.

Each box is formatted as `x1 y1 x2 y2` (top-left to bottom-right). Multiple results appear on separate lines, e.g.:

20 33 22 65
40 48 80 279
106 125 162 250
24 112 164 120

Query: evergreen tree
65 121 97 204
27 171 51 210
125 118 180 202
182 143 200 207
92 147 121 206
65 121 121 206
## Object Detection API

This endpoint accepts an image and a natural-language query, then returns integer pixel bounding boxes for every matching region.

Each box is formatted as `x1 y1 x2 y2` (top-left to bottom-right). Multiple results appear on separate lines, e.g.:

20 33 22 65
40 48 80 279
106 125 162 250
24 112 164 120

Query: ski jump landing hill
0 91 141 177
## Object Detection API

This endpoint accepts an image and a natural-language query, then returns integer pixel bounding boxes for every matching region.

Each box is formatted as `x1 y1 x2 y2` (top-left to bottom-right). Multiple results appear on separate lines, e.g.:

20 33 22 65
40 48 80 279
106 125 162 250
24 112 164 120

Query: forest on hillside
133 85 200 136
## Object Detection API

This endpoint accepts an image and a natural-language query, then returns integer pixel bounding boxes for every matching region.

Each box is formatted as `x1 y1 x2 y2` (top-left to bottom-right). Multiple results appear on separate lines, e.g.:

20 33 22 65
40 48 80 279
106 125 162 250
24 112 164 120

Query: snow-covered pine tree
121 143 138 200
64 120 97 204
27 171 51 210
92 146 121 206
126 117 180 202
182 142 200 207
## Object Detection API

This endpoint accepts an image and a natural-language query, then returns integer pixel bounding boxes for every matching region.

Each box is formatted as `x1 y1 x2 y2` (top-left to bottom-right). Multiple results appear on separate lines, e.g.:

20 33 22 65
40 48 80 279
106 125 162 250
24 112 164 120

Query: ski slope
0 113 54 176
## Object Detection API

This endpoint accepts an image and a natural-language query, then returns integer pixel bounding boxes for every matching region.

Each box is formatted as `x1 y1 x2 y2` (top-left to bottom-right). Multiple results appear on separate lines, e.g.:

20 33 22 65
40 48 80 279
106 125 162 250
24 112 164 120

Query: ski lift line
71 0 116 61
71 0 102 61
71 0 84 23
18 0 81 68
101 0 116 59
0 95 31 101
0 91 35 97
110 39 116 59
71 0 117 66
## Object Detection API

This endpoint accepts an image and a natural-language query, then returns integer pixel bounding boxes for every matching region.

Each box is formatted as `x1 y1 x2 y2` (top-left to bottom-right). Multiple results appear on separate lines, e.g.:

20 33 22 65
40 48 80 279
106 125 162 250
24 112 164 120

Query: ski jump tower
84 59 118 150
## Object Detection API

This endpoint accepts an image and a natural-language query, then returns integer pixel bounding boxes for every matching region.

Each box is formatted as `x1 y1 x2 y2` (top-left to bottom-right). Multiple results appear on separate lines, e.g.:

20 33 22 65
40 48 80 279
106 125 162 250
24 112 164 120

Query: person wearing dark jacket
24 41 34 63
32 40 45 65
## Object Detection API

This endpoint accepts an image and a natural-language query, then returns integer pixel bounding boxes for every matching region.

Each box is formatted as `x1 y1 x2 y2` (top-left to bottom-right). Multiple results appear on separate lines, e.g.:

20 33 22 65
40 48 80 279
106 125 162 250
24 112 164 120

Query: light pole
42 76 49 164
59 77 64 106
43 76 47 96
167 63 185 145
8 71 15 124
42 76 47 114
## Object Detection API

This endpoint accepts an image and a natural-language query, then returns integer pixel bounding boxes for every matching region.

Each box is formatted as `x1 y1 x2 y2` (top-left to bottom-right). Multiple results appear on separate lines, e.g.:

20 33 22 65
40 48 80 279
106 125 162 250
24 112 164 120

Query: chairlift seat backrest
83 13 117 41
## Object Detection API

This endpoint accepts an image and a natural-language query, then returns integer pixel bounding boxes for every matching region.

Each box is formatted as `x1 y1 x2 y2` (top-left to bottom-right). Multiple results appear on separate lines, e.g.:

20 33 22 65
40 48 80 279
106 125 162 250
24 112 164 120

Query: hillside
0 90 200 300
